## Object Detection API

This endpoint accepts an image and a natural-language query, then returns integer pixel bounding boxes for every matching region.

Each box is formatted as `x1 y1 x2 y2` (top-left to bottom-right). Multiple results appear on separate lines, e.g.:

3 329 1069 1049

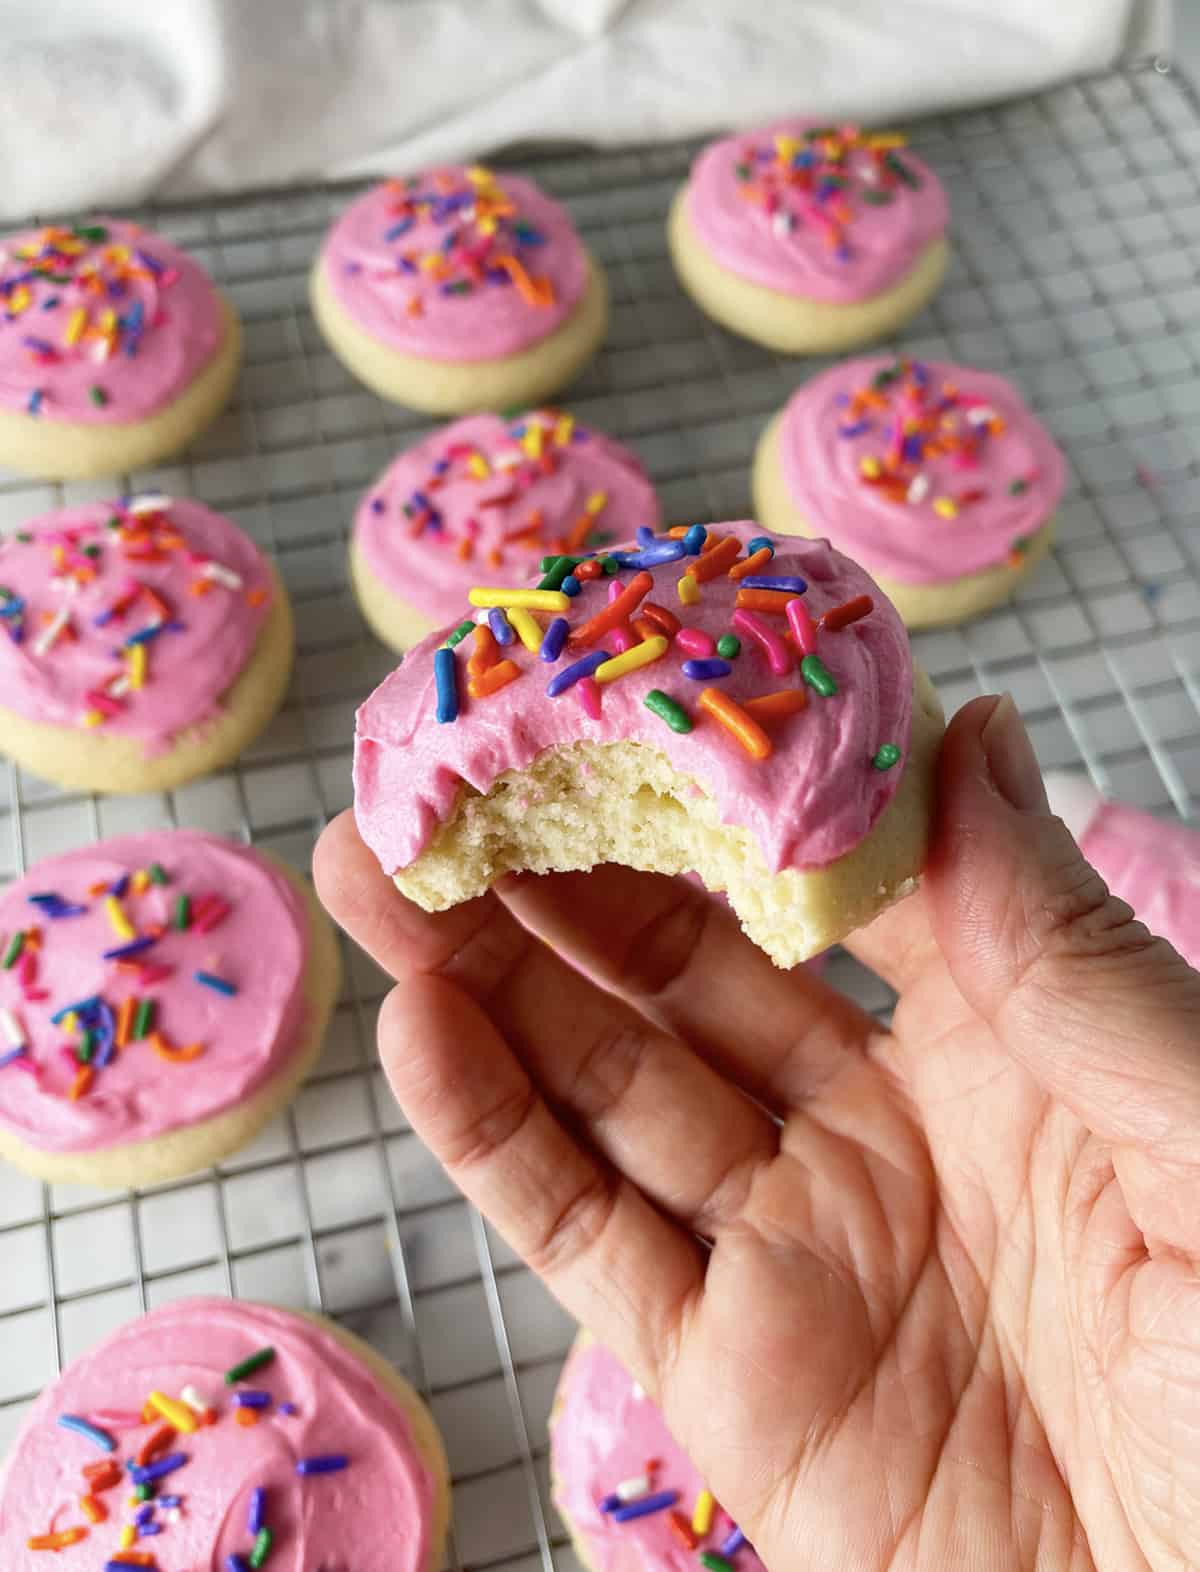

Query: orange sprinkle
734 588 799 615
115 995 136 1050
697 688 772 760
569 570 653 648
742 689 808 723
491 253 555 306
669 1511 698 1549
574 558 602 581
641 601 681 637
821 594 873 632
631 616 658 643
136 1424 176 1466
82 1460 122 1490
690 536 741 582
728 546 773 581
563 513 598 552
699 530 727 553
246 588 268 608
70 1065 93 1101
150 1033 204 1063
79 1495 107 1524
27 1528 88 1550
667 525 691 539
468 623 500 676
456 538 474 561
235 1407 260 1428
467 658 521 699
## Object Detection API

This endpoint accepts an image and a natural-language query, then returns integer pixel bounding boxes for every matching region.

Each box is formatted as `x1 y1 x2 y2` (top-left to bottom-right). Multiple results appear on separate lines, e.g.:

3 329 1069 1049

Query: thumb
927 695 1200 1196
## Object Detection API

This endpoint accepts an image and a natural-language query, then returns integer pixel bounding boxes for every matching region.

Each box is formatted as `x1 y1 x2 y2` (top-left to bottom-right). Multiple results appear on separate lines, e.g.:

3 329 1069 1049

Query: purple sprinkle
369 497 385 514
158 1495 182 1508
296 1454 349 1476
721 1528 746 1556
233 1390 271 1409
599 1493 620 1513
278 1402 298 1416
838 419 871 438
130 1450 189 1485
611 1490 678 1522
546 649 606 698
682 658 732 681
101 935 157 961
249 1485 266 1534
135 1504 155 1525
138 1522 163 1537
539 616 569 663
488 608 514 646
226 1559 250 1572
739 575 807 595
0 1047 28 1070
109 874 130 898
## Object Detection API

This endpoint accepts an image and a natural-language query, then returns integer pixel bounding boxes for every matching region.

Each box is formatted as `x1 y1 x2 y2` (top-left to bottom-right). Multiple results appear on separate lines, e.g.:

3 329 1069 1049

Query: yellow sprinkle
107 244 131 263
476 215 498 237
522 424 544 460
866 131 908 149
125 1497 140 1515
677 572 700 607
63 1013 78 1035
99 307 116 337
774 134 799 162
594 635 668 686
506 606 543 654
131 870 150 895
553 414 575 447
8 286 30 315
119 1525 137 1551
64 307 88 347
859 456 882 479
418 252 443 273
467 587 569 612
82 709 104 728
585 490 608 515
692 1490 715 1537
128 642 147 691
466 453 490 480
147 1389 199 1433
104 896 135 941
466 164 496 187
932 497 959 519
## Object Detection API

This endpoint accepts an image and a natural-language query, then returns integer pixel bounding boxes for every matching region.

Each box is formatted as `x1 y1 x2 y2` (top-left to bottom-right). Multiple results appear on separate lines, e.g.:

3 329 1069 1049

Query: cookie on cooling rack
0 218 242 481
352 407 661 651
1046 774 1200 969
551 1333 763 1572
752 355 1067 627
352 521 944 969
311 165 608 415
0 493 292 794
668 122 948 353
1 1297 450 1572
0 830 340 1189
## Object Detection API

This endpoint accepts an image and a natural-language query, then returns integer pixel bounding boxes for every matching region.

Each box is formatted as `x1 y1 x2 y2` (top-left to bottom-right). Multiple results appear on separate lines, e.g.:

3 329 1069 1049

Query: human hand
315 694 1200 1572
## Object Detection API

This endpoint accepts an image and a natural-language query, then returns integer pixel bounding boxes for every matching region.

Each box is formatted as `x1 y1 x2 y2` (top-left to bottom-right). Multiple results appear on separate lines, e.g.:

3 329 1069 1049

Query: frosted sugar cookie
0 830 340 1188
312 165 607 413
753 355 1067 627
352 522 944 968
0 218 241 480
669 123 948 352
352 407 660 650
0 493 292 794
0 1297 450 1572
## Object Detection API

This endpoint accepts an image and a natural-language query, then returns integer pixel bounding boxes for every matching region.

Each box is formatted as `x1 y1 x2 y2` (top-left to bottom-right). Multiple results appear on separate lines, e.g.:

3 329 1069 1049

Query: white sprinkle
615 1475 651 1502
201 561 243 590
108 675 131 698
32 604 70 657
965 406 997 426
181 1385 210 1416
860 164 879 183
130 492 171 514
906 474 930 505
164 1509 181 1525
631 1382 646 1401
771 210 794 236
0 1007 26 1049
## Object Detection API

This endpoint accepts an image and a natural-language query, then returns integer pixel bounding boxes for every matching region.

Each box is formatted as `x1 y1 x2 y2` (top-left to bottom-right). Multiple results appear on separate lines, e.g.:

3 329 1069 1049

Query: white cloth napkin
0 0 1171 222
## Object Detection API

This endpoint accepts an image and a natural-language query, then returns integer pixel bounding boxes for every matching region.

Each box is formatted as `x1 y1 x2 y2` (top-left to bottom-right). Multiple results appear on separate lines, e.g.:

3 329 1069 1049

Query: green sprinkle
249 1527 274 1568
884 152 921 187
716 635 740 659
225 1346 276 1385
81 544 101 559
73 225 110 243
77 1029 95 1064
643 689 692 734
700 1557 733 1572
174 893 190 931
539 554 585 574
443 618 475 649
135 1482 154 1502
1008 477 1028 495
88 385 108 407
600 555 620 575
861 188 895 205
873 743 901 771
1 931 24 969
537 555 574 591
734 161 752 181
105 515 122 530
801 654 838 697
148 862 169 886
133 998 155 1041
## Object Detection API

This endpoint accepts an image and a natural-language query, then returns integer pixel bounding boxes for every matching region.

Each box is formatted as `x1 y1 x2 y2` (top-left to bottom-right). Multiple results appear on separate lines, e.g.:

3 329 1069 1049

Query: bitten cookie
0 219 241 480
0 830 340 1189
551 1334 764 1572
669 123 949 353
753 356 1067 627
0 1297 450 1572
1045 773 1200 969
352 522 944 969
0 493 293 794
352 408 661 650
312 165 608 414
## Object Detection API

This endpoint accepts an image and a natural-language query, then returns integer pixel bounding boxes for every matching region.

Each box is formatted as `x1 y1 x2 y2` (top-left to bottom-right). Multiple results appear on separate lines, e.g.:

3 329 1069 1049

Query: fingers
499 865 877 1109
316 811 780 1234
376 974 703 1388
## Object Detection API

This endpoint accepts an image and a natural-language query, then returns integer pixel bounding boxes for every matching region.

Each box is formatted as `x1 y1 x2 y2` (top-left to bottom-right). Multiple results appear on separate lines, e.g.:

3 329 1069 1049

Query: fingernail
981 693 1049 813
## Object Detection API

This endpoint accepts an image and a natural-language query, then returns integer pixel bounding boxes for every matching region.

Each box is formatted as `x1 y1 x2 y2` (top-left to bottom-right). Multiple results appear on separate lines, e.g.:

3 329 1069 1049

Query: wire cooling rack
2 60 1200 1570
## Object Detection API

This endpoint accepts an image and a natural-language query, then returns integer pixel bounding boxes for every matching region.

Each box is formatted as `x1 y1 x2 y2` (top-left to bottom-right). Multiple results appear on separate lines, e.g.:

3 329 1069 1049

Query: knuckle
526 1169 620 1278
444 1078 539 1171
566 1021 655 1123
614 890 710 1000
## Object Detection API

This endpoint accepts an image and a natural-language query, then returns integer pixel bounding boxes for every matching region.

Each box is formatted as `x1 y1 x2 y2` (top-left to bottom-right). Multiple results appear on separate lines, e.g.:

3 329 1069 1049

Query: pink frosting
776 356 1067 585
0 218 226 424
551 1340 766 1572
0 831 309 1154
321 167 589 361
686 122 948 302
357 410 660 627
0 1297 437 1572
0 495 274 749
354 522 913 877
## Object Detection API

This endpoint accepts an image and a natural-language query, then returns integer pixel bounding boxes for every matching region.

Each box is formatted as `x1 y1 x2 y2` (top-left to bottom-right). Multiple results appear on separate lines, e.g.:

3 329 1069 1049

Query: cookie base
391 670 944 969
350 535 440 652
0 567 294 795
310 255 609 415
0 295 243 481
668 188 948 354
0 861 342 1190
751 410 1057 628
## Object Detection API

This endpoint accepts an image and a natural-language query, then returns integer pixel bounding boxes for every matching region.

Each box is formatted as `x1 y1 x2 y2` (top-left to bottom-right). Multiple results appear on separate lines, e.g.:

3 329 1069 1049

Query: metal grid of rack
1 61 1199 1572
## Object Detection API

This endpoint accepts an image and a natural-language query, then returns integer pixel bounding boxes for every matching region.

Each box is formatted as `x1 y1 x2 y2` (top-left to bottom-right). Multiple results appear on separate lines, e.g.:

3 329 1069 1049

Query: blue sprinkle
599 1492 620 1513
0 1047 28 1070
102 935 157 961
158 1495 182 1509
636 525 659 547
194 971 237 996
278 1402 298 1416
620 541 686 568
226 1559 251 1572
539 616 569 663
249 1486 267 1534
682 658 732 681
233 1390 272 1409
369 496 385 514
488 608 514 646
740 574 807 594
135 1504 156 1525
838 419 871 437
130 1451 189 1485
561 575 581 597
611 1490 678 1522
27 389 44 414
51 995 100 1025
58 1413 116 1452
138 1522 163 1537
745 536 774 557
434 647 459 723
682 524 707 555
721 1528 746 1556
109 874 130 898
546 650 606 697
296 1454 349 1475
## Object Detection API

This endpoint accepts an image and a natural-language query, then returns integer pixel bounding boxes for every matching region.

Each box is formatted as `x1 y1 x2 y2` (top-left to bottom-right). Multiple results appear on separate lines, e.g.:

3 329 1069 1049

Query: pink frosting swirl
356 410 660 626
552 1340 767 1572
0 219 225 423
776 356 1067 585
686 122 948 302
354 523 913 877
0 831 309 1154
321 167 589 361
0 1297 437 1572
0 495 274 748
